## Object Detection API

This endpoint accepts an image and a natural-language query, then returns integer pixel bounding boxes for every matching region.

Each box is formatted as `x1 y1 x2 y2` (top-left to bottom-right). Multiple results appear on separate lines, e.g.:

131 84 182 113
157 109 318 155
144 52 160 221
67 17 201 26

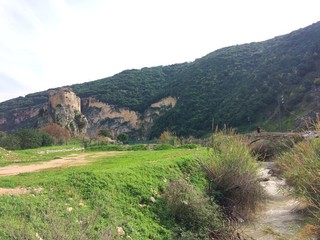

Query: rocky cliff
0 88 176 139
82 96 177 138
47 88 88 136
0 88 88 136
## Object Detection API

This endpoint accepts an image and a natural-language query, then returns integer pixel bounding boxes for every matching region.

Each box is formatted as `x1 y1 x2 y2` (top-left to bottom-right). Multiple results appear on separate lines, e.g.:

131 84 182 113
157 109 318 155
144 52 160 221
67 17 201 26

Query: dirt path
0 151 121 195
243 162 305 240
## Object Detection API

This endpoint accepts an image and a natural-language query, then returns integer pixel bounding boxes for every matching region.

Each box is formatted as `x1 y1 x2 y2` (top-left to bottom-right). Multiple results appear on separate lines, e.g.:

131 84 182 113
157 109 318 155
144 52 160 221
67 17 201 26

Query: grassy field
0 140 84 167
0 145 210 239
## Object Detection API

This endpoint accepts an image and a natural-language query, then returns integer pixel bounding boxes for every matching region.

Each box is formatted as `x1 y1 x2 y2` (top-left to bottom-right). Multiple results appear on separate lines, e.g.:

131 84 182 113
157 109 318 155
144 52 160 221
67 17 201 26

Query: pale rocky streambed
242 162 306 240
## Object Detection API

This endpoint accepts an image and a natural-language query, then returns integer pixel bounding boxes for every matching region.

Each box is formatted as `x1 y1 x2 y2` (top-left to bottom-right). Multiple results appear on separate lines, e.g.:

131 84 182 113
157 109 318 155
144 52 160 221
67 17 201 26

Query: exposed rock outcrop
82 96 177 138
0 88 176 139
47 88 87 136
0 88 87 136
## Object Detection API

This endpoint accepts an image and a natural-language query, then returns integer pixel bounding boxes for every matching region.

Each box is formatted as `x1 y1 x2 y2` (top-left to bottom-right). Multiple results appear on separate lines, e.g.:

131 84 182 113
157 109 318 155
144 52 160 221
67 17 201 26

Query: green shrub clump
127 144 149 151
278 139 320 238
153 144 175 150
0 129 54 150
177 144 198 149
164 180 232 239
200 130 264 220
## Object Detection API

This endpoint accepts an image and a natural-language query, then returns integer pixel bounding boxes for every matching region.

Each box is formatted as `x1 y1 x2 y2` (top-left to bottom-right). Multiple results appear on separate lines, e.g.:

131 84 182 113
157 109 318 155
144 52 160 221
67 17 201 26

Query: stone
116 226 125 237
66 207 73 212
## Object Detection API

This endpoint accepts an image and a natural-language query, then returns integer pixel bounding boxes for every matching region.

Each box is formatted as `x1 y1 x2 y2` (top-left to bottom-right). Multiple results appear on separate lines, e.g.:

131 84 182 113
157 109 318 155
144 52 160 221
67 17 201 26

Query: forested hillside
1 21 320 138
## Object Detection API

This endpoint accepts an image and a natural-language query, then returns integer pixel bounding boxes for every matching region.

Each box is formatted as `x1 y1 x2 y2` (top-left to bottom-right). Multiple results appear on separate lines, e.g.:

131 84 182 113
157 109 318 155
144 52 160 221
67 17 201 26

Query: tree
41 124 71 145
8 129 53 149
159 131 172 144
14 129 43 149
97 129 112 138
0 135 20 150
117 133 128 143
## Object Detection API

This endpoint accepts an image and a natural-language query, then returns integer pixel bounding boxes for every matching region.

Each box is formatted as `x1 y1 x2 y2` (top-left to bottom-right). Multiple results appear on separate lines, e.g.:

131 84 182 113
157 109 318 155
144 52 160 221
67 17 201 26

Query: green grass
0 148 209 239
0 143 84 167
278 138 320 238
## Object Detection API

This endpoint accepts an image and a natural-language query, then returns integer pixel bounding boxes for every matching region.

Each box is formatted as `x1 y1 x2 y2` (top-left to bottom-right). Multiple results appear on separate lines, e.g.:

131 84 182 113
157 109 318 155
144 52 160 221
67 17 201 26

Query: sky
0 0 319 103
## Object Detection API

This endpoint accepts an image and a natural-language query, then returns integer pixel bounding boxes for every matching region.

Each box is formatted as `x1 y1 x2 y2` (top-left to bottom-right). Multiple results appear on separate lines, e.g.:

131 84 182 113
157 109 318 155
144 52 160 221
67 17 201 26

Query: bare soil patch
0 187 29 195
0 151 120 177
0 151 121 195
243 162 305 239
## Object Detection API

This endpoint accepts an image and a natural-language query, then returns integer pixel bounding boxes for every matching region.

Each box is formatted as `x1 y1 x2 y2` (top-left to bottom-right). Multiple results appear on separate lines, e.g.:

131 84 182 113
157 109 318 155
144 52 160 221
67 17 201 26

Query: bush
86 144 126 151
117 133 128 143
159 131 179 146
97 129 112 138
41 123 71 145
200 130 264 220
164 180 232 239
250 140 277 161
278 139 320 238
177 144 198 149
249 135 300 161
0 129 54 150
0 135 21 150
126 144 149 151
153 144 175 150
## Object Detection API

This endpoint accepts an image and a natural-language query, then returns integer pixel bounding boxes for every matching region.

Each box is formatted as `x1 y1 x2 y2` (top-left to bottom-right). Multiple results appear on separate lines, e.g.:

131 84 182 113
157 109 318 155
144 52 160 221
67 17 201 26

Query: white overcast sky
0 0 319 103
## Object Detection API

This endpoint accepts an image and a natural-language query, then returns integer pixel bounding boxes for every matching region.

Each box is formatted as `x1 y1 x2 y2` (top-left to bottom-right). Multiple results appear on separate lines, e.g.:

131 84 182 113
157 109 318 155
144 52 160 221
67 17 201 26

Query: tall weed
278 138 320 238
200 129 264 220
164 179 234 239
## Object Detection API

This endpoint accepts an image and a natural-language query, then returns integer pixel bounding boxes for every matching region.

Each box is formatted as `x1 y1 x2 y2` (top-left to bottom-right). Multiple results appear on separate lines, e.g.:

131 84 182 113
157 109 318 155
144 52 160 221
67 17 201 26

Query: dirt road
243 162 305 240
0 151 120 195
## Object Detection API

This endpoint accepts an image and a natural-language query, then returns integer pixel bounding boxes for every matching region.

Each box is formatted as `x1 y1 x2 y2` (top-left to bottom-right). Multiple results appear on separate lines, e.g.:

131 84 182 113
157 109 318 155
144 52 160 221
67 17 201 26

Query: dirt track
0 151 120 195
243 162 305 239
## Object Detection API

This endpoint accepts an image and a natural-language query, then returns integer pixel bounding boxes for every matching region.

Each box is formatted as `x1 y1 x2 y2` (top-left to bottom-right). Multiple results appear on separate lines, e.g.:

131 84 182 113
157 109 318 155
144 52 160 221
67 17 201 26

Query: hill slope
1 21 320 138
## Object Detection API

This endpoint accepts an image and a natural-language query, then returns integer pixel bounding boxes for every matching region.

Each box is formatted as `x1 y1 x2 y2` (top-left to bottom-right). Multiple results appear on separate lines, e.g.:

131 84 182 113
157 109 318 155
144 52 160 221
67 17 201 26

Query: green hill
1 21 320 138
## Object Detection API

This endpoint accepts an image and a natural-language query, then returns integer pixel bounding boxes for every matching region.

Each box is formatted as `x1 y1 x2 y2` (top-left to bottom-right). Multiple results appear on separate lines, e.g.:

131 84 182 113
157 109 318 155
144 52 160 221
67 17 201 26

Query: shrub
164 180 232 239
153 144 175 150
250 139 277 161
200 130 264 220
127 144 149 151
0 129 54 150
159 131 179 146
177 144 198 149
117 133 128 143
41 123 71 145
249 135 301 161
86 144 126 151
41 132 55 146
278 139 320 238
97 129 112 138
13 129 53 149
0 135 21 150
159 131 172 144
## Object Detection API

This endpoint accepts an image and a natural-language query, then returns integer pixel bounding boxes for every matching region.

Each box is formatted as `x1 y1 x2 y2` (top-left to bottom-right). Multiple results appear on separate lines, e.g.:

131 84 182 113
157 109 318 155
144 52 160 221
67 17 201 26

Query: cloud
1 0 320 103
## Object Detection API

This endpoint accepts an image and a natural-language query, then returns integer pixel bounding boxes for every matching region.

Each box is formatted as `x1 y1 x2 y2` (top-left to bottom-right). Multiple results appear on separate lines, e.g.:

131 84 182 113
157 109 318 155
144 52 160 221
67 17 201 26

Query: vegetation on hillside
0 128 53 150
1 22 320 137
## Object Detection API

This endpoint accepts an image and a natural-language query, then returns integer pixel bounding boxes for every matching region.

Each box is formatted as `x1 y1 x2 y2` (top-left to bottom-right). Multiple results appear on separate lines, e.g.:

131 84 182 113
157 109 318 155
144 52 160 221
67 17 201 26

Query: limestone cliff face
0 88 176 139
0 103 47 132
48 88 87 136
48 88 81 113
0 88 87 136
82 96 177 138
